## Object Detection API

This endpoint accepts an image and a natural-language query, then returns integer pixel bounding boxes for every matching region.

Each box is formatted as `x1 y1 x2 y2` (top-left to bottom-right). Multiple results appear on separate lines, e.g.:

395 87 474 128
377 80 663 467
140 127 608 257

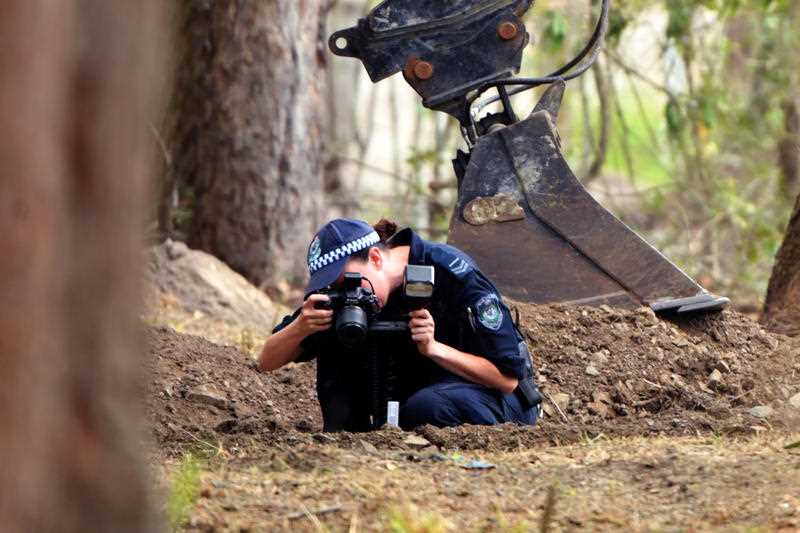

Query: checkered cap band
307 231 380 274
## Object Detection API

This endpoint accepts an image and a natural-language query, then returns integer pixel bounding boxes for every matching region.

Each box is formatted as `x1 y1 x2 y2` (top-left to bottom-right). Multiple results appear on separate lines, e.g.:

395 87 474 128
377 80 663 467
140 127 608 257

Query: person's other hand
409 308 438 356
296 294 333 336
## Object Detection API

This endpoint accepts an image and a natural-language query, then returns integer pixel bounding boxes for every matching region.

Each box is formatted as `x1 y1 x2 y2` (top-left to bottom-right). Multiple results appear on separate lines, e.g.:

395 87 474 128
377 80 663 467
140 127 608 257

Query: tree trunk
763 193 800 336
583 55 610 184
778 98 799 200
0 2 165 532
168 0 329 291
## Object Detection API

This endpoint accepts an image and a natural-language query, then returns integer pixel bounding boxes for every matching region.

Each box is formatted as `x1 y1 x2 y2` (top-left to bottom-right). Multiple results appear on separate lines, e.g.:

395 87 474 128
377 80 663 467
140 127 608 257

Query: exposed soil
165 433 800 532
145 273 800 531
147 326 320 458
512 302 800 441
146 302 800 458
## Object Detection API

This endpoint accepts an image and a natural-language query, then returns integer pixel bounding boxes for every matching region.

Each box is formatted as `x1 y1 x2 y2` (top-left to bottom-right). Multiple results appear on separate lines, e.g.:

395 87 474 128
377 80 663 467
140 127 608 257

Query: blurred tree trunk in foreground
763 193 800 336
166 0 330 292
0 2 165 532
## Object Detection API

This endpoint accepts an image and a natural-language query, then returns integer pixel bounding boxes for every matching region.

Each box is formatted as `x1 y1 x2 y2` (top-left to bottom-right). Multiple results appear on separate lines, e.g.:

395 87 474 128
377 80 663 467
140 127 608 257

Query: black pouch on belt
514 340 542 410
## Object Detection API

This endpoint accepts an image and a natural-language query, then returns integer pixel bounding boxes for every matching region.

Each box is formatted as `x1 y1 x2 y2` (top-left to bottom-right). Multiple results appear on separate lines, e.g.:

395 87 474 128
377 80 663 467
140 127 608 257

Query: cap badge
307 236 322 266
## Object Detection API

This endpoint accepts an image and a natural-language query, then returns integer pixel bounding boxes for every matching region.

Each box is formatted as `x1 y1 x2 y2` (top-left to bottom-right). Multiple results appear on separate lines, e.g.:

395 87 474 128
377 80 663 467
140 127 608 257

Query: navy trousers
316 349 538 432
399 380 537 430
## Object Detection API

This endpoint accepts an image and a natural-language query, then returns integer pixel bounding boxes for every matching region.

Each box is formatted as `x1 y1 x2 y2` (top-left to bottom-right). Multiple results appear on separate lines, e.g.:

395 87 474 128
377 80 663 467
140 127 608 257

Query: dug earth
145 242 800 531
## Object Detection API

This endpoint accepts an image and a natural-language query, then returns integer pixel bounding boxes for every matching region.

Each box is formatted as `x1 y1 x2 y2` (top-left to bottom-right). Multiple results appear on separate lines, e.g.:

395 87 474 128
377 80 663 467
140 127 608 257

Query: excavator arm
330 0 729 314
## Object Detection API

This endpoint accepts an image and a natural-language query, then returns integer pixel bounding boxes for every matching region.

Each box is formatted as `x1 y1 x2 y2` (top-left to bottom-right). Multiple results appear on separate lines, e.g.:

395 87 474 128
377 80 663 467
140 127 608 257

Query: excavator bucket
448 84 729 314
330 0 729 314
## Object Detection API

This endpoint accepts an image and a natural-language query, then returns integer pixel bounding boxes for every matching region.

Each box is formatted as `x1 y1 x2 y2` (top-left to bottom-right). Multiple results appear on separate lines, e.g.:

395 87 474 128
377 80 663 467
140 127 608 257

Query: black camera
316 272 380 348
315 266 435 348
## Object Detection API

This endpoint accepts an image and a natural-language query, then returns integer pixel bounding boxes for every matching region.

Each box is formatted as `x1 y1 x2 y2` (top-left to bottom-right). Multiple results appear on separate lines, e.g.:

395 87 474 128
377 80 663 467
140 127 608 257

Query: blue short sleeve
458 274 527 380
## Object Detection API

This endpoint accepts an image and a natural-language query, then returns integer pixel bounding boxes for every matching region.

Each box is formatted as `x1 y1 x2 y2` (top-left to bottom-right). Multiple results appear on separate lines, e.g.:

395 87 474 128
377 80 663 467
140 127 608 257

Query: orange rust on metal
497 21 518 41
413 60 434 80
403 57 420 79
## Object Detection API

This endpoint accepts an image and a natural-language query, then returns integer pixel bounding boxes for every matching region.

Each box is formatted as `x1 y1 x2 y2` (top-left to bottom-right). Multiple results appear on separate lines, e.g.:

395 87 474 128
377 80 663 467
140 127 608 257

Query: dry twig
287 504 343 521
542 390 570 423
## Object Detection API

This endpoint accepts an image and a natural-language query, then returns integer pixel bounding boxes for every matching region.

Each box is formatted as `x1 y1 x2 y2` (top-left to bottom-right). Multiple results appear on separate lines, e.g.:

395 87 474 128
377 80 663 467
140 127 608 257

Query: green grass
560 82 674 188
386 504 453 533
384 503 534 533
166 453 204 531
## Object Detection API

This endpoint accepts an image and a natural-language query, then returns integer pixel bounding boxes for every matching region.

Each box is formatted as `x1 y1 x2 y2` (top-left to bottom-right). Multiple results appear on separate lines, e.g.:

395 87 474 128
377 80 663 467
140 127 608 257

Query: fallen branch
287 504 343 521
542 390 570 423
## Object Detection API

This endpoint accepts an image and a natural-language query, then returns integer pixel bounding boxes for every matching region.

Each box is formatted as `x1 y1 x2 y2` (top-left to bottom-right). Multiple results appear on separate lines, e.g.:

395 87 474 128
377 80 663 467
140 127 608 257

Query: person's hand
409 308 439 357
295 294 333 337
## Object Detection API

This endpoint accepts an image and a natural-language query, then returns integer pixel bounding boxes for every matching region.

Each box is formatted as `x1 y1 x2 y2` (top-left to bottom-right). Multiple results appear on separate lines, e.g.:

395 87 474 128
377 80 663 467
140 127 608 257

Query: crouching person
259 218 542 432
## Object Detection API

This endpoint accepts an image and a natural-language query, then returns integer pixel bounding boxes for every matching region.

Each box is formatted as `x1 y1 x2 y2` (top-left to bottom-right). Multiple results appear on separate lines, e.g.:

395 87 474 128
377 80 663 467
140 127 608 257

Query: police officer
259 218 541 432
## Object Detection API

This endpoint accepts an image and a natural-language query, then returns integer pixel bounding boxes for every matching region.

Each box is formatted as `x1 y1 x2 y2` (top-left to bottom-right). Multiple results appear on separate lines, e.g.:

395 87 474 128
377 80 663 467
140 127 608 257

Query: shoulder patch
430 246 473 280
476 294 503 331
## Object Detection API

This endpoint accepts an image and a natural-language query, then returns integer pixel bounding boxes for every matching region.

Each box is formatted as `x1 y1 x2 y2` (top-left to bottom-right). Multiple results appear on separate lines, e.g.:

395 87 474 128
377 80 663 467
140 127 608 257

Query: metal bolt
498 21 518 41
413 60 434 81
403 58 418 79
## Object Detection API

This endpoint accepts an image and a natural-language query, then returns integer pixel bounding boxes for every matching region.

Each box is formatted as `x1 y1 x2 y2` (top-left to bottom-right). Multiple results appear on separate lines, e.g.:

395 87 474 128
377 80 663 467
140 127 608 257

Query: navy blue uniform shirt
272 228 531 387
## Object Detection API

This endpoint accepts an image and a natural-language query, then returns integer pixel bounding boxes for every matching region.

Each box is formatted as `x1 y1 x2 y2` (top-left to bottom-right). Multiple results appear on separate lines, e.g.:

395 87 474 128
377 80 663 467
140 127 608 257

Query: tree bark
0 2 165 532
168 0 329 290
763 193 800 336
778 98 799 200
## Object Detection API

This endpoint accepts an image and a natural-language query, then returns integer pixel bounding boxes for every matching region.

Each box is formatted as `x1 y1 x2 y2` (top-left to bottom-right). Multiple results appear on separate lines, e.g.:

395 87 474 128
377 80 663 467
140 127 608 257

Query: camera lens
336 305 368 347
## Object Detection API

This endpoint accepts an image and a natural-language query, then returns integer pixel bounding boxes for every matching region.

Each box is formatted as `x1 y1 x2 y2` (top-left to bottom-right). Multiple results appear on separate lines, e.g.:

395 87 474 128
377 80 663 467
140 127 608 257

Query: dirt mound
146 303 800 456
146 326 320 456
145 240 287 337
513 302 799 432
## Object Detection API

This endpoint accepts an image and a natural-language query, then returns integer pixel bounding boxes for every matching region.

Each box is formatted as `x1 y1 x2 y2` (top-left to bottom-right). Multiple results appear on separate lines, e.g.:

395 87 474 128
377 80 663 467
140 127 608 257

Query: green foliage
665 1 694 43
665 98 685 137
541 11 568 49
606 8 631 44
386 504 451 533
166 453 204 531
406 147 442 174
566 0 798 302
582 1 796 300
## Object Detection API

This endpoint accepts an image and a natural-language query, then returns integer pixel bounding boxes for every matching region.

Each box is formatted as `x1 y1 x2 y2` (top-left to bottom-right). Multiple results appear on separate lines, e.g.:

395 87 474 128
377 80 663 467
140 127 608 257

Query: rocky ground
145 241 800 531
